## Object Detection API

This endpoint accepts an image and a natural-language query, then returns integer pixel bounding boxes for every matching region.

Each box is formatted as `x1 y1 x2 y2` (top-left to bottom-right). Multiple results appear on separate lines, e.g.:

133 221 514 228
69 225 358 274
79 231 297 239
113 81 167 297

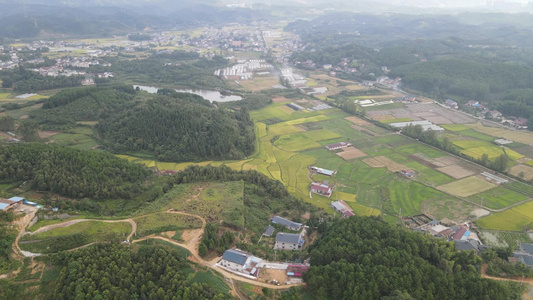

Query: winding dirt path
481 264 533 287
11 209 302 292
31 218 137 241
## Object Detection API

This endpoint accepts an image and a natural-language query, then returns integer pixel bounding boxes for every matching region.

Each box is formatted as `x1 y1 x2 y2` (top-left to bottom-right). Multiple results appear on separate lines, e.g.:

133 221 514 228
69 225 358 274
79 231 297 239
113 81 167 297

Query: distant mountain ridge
0 0 266 38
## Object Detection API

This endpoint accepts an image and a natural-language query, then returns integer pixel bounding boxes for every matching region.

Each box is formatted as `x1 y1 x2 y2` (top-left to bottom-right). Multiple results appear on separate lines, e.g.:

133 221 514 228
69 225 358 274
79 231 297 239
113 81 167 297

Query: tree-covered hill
96 95 255 162
31 85 137 129
389 59 533 101
304 216 523 299
49 243 231 300
0 143 151 199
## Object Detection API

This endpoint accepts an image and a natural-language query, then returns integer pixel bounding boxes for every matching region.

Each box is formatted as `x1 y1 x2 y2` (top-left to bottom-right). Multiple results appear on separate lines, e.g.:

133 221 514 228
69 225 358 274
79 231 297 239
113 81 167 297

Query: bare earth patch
471 209 490 218
372 114 396 121
517 157 532 164
258 268 287 284
436 165 476 179
272 97 291 103
363 156 410 172
344 116 370 126
336 146 367 160
38 131 60 139
435 156 461 166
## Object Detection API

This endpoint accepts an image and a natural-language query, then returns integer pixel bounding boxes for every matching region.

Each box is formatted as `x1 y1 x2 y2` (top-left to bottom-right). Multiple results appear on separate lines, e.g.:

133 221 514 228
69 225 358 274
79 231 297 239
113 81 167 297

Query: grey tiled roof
221 249 249 266
275 232 301 244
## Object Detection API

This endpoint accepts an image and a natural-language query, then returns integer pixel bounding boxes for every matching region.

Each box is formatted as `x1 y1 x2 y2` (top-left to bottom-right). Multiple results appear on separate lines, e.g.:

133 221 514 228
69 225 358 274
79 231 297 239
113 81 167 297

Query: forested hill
96 94 255 162
49 244 231 300
304 216 523 299
0 143 151 199
389 59 533 101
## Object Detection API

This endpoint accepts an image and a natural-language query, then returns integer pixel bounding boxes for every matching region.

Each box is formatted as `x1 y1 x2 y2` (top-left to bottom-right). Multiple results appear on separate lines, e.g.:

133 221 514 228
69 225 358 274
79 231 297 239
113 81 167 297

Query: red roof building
310 183 332 197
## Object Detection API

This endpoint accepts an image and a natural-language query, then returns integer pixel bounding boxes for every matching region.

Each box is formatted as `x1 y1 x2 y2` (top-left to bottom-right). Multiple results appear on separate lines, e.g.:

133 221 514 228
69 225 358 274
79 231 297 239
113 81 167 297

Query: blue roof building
8 197 24 202
0 203 10 211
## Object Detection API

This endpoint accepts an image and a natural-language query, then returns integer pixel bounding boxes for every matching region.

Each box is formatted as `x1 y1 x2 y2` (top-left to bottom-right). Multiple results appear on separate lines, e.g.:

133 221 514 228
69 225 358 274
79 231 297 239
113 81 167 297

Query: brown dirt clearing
336 147 367 160
363 156 410 172
436 165 476 179
344 116 370 126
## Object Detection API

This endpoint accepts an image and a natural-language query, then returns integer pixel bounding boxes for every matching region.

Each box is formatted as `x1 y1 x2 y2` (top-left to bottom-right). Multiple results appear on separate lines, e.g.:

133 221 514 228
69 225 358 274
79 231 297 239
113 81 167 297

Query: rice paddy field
114 98 533 228
476 201 533 231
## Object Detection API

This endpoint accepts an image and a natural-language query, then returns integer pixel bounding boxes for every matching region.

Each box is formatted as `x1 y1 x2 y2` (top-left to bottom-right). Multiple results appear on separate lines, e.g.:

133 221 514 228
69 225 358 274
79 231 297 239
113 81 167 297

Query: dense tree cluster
50 244 231 300
0 143 151 199
0 67 82 92
200 223 235 257
402 124 511 173
220 93 272 111
304 216 523 299
98 55 229 89
390 59 533 101
31 85 137 129
96 96 255 162
0 116 14 132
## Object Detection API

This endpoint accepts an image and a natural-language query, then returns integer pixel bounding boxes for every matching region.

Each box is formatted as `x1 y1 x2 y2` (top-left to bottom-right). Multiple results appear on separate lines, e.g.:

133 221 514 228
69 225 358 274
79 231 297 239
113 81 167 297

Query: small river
133 85 242 102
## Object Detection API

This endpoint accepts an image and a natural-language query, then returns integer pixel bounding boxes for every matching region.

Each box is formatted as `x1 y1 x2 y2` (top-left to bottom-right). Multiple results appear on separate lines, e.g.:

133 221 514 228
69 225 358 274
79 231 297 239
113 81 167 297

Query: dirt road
31 218 137 241
481 264 533 287
11 209 302 292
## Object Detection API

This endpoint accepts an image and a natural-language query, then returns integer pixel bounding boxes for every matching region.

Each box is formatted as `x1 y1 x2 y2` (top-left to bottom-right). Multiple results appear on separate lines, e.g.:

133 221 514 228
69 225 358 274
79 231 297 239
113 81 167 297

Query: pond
133 85 242 102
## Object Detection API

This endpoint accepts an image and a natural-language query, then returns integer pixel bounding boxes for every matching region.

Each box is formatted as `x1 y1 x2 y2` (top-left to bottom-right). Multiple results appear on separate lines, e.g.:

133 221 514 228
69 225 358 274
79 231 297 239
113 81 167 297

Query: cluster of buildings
218 215 309 282
406 216 491 253
0 196 25 212
295 57 359 77
214 59 273 80
443 98 528 129
513 243 533 268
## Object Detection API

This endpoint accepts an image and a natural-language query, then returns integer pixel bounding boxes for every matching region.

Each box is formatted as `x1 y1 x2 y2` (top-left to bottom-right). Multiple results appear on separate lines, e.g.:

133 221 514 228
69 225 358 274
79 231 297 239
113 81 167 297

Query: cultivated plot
477 201 533 231
336 146 367 160
363 156 410 172
437 176 496 197
436 165 476 179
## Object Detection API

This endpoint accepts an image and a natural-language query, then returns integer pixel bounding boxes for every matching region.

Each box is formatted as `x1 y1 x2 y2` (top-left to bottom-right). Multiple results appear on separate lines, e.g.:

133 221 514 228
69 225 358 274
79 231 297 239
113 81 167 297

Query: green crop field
269 123 302 135
442 124 470 132
347 202 381 217
461 146 523 160
285 115 330 125
466 187 529 210
395 144 446 158
301 129 341 141
453 140 491 149
134 212 203 236
437 176 496 197
274 132 322 152
476 201 533 231
389 181 447 216
455 129 495 141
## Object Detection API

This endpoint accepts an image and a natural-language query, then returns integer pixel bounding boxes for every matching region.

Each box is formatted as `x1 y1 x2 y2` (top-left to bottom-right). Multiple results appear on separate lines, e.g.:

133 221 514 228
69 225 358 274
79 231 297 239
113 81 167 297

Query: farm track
13 209 299 292
481 264 533 287
31 218 137 241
